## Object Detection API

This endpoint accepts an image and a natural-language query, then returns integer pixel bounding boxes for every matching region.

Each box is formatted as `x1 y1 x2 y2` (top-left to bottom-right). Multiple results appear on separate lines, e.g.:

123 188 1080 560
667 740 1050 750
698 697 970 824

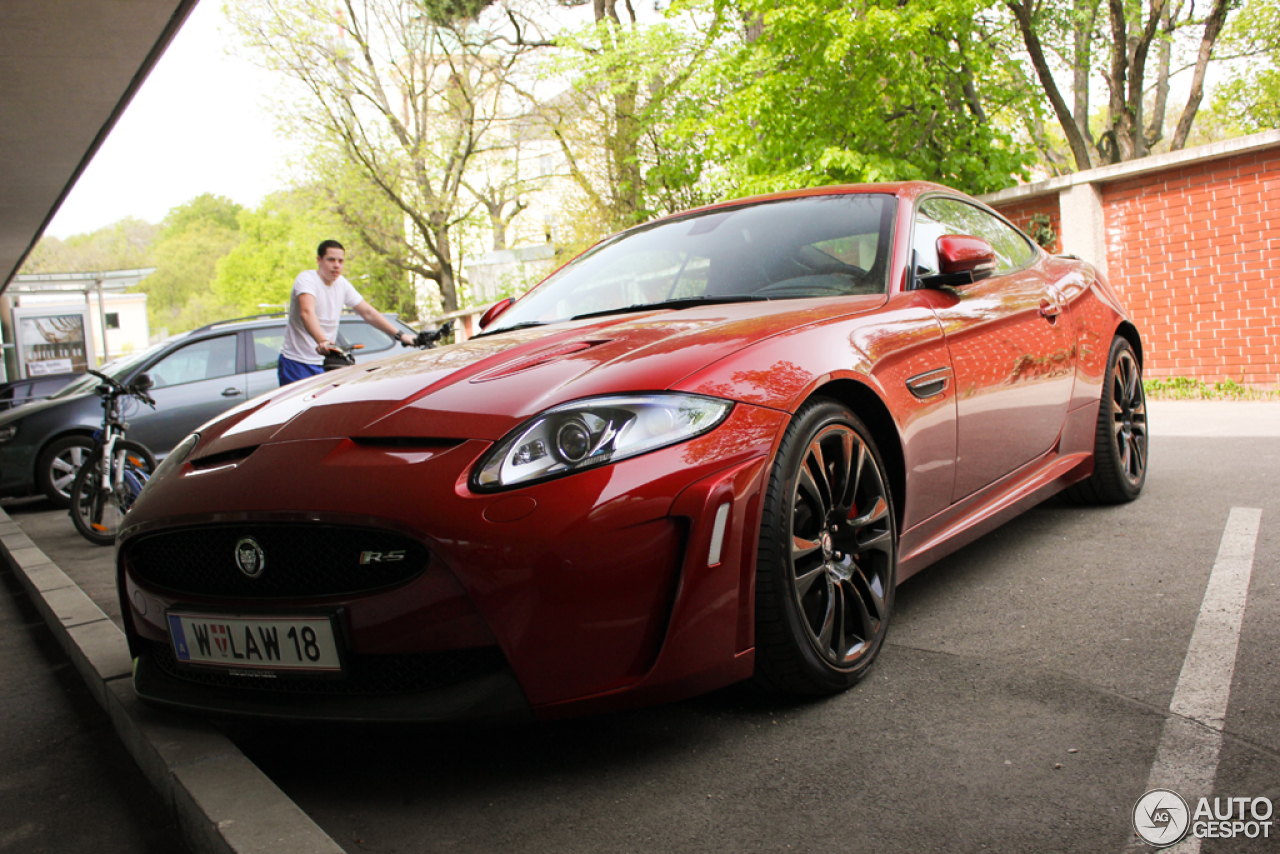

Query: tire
1067 337 1147 504
69 441 156 546
36 435 96 508
754 398 897 695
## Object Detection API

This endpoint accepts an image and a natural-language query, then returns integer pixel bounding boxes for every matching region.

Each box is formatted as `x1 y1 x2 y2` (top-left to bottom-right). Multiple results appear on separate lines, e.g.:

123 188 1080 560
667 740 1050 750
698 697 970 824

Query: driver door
914 197 1077 502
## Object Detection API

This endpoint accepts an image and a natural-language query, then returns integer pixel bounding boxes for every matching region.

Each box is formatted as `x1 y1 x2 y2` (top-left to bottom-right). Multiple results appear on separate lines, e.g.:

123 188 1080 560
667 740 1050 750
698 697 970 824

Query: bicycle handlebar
88 368 156 408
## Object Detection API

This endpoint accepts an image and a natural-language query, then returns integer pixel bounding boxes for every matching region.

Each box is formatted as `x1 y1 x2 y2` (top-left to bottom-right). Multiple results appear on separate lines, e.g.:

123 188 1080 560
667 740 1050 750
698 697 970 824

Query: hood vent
350 437 465 450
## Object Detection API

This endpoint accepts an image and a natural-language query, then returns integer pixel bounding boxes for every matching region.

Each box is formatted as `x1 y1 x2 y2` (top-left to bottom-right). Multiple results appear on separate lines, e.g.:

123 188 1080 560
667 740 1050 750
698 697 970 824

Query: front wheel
754 399 897 695
69 440 156 546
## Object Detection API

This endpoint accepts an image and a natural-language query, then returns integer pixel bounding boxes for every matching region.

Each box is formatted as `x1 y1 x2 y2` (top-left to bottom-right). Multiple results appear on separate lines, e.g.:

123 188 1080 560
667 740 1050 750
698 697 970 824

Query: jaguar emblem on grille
234 537 265 579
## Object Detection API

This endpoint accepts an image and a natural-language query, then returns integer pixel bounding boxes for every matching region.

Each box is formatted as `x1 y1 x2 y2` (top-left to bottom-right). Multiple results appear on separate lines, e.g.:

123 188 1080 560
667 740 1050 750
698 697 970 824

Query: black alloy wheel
1068 336 1147 504
755 399 897 695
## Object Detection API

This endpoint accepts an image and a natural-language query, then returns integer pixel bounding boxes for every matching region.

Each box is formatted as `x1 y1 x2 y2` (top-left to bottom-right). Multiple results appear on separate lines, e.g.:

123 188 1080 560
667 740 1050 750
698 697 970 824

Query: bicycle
68 369 158 546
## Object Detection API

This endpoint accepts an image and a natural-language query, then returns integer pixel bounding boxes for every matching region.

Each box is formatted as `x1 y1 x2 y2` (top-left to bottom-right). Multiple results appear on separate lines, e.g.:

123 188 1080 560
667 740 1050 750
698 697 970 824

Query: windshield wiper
570 295 771 322
473 320 548 338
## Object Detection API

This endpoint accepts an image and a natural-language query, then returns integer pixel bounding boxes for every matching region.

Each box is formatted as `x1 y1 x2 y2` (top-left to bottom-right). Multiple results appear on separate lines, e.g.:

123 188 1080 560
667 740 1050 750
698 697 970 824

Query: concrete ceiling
0 0 199 292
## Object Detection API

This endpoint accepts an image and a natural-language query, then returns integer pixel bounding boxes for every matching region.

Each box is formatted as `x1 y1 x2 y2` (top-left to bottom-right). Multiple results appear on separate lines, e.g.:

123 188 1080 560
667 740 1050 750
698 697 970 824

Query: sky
46 2 299 239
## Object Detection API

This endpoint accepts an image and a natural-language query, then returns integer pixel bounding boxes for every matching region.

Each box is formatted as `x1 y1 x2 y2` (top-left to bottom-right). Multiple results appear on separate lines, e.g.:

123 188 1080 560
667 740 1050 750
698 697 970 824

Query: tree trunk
1072 0 1100 146
1171 0 1232 150
1007 0 1095 171
1104 0 1133 162
1146 2 1173 147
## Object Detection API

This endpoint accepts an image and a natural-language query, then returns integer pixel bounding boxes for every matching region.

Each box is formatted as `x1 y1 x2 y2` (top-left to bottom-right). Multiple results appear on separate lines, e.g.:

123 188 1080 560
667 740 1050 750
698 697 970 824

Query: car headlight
0 422 17 444
473 394 733 491
145 432 200 488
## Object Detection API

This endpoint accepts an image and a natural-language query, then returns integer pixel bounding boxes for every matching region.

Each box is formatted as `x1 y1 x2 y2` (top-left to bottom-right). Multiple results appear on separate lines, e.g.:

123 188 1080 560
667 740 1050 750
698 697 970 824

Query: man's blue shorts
278 354 324 386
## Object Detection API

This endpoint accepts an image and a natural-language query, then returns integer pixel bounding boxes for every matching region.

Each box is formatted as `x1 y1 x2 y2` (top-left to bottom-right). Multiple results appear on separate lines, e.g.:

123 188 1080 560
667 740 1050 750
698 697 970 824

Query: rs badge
360 550 406 564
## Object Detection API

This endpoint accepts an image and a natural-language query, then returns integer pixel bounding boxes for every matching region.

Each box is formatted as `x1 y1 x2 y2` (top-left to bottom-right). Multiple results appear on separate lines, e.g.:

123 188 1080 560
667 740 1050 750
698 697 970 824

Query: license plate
167 612 342 673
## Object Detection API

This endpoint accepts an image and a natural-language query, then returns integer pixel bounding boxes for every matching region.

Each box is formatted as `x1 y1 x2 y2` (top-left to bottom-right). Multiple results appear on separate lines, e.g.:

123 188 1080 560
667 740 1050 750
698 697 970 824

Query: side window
912 207 951 276
338 320 396 353
147 335 238 389
918 198 1036 274
251 328 284 372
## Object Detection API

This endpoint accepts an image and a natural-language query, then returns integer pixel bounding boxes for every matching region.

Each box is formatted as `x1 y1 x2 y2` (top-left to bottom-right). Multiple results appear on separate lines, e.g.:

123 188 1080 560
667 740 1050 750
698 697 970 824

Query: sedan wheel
1068 337 1147 504
755 399 897 695
37 435 96 509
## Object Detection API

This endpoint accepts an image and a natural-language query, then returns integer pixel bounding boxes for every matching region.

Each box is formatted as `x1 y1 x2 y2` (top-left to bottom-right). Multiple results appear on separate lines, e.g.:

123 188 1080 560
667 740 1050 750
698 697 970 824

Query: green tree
228 0 545 313
138 194 244 333
1201 0 1280 135
532 1 722 235
700 0 1033 196
21 217 158 274
1004 0 1234 170
213 188 413 320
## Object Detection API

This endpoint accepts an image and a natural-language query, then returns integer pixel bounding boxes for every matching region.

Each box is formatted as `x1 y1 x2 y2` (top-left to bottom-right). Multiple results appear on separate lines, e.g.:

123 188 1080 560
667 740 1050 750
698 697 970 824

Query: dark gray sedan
0 313 415 506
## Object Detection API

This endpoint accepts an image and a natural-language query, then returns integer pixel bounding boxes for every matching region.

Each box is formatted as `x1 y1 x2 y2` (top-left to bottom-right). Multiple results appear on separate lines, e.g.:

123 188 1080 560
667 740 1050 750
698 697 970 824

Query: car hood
0 392 88 426
195 297 885 457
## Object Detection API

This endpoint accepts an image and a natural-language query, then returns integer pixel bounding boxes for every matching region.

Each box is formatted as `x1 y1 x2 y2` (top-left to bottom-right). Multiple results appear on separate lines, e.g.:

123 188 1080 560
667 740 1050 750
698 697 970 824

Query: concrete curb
0 508 344 854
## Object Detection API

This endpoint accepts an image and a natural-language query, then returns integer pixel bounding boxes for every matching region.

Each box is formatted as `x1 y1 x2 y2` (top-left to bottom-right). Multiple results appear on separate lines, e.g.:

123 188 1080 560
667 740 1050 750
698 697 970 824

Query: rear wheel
1067 336 1147 504
754 399 897 695
36 435 95 508
69 441 155 546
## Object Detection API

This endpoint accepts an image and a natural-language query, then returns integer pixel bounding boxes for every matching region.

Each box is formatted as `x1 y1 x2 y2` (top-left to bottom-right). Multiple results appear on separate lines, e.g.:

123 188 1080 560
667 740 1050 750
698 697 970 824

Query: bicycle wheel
69 441 155 546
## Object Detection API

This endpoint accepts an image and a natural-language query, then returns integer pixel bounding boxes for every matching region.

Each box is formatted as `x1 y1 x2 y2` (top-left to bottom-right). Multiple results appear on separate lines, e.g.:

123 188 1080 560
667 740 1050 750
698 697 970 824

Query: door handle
1039 299 1062 319
222 388 243 398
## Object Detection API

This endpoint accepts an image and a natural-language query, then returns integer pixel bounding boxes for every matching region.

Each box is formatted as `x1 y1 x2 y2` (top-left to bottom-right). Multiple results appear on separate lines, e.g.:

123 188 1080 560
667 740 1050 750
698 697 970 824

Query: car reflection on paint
117 182 1146 722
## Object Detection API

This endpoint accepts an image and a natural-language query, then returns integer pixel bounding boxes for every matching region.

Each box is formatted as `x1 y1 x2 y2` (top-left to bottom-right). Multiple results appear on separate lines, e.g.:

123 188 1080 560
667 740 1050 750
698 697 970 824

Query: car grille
148 641 507 695
124 524 430 598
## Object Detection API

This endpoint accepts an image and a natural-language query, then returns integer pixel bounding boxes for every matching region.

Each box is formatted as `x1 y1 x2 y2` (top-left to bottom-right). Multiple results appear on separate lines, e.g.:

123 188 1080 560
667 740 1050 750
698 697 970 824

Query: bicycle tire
69 440 156 546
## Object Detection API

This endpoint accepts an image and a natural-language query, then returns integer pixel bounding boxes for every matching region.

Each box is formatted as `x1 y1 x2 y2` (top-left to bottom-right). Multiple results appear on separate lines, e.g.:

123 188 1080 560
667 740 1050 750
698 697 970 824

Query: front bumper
119 404 787 720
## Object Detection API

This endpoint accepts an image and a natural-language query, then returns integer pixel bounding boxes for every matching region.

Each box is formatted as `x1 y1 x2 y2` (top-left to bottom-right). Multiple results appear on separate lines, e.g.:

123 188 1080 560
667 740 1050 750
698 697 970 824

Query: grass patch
1144 377 1280 400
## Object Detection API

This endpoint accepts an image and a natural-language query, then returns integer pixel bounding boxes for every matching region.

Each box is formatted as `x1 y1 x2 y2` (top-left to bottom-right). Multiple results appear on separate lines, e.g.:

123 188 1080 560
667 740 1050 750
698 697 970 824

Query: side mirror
478 297 515 330
919 236 997 288
132 373 154 392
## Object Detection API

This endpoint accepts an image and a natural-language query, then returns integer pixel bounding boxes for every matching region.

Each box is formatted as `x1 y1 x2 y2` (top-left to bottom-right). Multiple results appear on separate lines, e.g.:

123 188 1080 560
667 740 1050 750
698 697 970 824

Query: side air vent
189 446 260 470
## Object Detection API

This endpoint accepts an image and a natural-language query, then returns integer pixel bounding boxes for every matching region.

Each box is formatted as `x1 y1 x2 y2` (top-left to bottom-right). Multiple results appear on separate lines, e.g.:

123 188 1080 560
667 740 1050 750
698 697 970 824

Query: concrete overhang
0 0 199 293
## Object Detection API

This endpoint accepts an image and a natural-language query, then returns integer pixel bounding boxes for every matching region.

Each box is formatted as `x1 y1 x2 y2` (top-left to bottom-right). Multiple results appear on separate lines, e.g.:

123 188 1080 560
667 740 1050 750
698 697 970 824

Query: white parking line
1130 507 1264 852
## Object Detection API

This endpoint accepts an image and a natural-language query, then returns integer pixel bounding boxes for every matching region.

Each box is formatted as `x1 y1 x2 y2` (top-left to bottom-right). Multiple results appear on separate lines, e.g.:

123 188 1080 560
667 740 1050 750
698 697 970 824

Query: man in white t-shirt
278 240 414 385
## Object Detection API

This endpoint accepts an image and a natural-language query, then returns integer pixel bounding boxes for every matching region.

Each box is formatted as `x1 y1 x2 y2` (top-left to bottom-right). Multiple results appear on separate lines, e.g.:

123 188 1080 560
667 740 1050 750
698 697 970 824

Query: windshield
49 338 178 399
486 194 896 334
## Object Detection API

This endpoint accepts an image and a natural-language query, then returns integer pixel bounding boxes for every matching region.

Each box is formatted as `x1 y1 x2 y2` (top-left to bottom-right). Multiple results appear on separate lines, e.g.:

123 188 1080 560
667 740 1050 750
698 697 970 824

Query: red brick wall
1100 147 1280 385
993 197 1061 254
991 146 1280 386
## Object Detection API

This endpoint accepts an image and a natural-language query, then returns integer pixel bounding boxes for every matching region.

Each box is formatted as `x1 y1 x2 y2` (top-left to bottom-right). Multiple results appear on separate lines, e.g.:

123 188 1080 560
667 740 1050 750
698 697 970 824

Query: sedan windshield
485 194 896 334
49 337 181 399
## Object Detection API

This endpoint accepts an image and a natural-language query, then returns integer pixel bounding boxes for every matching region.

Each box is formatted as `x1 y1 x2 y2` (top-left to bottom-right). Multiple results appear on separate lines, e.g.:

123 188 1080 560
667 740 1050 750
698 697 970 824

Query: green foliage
212 187 413 321
141 221 242 332
1203 0 1280 134
21 218 159 274
1027 213 1057 249
538 4 724 234
160 193 244 238
696 0 1033 197
1144 377 1280 400
417 0 496 24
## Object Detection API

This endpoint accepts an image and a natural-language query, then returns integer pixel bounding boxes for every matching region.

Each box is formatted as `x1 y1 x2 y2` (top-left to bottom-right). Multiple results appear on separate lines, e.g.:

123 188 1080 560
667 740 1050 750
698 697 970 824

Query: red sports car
117 183 1147 721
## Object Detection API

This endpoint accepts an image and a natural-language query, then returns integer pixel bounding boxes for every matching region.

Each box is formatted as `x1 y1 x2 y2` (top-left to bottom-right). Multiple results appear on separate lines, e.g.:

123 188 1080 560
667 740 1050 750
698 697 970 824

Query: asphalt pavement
2 399 1277 854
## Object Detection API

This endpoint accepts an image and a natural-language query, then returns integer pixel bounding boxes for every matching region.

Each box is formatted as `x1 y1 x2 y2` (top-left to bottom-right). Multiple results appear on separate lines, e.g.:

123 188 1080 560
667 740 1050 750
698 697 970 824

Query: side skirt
896 403 1100 582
